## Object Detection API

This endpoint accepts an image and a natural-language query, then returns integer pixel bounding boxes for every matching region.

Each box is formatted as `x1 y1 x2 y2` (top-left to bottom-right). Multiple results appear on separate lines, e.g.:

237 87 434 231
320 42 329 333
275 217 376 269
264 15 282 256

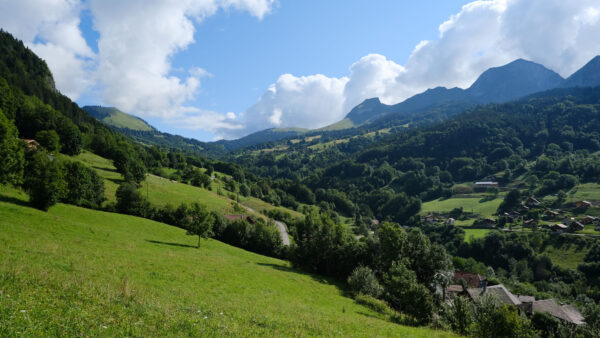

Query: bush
23 150 66 210
355 293 392 315
35 130 60 152
0 109 24 185
62 161 105 208
115 182 152 217
348 266 383 298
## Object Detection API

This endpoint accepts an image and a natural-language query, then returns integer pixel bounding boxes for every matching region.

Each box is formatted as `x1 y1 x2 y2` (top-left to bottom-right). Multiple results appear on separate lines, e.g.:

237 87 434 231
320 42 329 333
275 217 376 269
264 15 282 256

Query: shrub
348 266 383 298
23 150 66 210
354 294 392 315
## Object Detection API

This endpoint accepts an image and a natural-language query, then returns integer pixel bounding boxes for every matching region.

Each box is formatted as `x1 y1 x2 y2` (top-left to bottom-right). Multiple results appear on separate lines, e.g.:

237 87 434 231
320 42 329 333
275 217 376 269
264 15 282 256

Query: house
225 176 234 181
23 139 40 150
551 224 568 232
523 219 538 227
543 210 560 219
223 214 255 224
445 285 465 299
576 200 592 209
424 214 438 223
525 197 541 207
582 215 597 225
445 218 455 226
454 271 487 288
466 285 523 309
482 218 497 227
474 181 499 190
531 299 585 325
569 221 585 232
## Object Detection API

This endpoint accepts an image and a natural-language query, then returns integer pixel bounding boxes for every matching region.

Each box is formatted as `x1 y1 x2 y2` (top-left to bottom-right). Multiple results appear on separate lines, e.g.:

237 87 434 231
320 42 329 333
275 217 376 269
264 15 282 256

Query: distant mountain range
86 56 600 153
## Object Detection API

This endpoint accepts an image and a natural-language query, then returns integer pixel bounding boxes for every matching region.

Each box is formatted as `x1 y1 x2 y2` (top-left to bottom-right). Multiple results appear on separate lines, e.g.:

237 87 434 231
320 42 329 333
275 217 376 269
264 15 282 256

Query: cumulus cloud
231 0 600 139
2 0 600 140
89 0 276 120
0 0 94 99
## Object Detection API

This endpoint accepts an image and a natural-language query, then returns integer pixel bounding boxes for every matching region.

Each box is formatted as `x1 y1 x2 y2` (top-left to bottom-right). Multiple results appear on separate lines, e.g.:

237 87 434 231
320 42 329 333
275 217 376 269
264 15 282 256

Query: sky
1 0 600 141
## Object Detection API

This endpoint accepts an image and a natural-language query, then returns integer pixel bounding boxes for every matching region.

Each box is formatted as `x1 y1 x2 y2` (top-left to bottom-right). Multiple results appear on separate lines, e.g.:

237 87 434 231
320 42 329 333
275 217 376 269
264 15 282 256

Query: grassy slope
541 242 591 270
88 107 154 131
0 186 451 337
421 196 502 217
71 151 302 218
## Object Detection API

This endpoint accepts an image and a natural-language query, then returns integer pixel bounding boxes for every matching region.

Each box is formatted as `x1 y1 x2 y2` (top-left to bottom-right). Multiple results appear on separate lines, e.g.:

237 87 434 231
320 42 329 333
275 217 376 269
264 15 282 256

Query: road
274 221 291 246
242 205 291 246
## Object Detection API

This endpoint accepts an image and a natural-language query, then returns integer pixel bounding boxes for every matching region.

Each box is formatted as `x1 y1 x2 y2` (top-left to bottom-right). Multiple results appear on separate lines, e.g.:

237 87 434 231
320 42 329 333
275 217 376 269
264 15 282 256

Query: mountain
84 106 155 131
466 58 564 103
563 55 600 88
215 127 309 151
343 58 564 126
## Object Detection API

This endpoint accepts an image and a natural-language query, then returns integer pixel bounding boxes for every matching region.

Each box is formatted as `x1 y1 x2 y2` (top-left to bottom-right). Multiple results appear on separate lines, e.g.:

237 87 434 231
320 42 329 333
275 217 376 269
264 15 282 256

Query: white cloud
88 0 276 124
230 0 600 139
0 0 94 99
2 0 600 140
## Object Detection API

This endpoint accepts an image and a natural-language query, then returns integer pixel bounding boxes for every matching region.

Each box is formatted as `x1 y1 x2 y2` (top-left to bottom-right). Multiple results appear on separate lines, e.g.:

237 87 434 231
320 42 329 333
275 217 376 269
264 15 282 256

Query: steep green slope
84 106 154 131
0 186 452 337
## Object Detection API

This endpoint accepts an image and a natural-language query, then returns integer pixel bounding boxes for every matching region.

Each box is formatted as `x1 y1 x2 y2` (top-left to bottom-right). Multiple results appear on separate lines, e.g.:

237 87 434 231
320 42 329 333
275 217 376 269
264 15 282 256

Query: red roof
454 271 487 288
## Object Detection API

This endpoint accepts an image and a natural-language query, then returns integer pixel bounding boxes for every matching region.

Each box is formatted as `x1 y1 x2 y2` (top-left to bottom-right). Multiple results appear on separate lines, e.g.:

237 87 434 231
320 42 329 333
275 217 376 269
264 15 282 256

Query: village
443 271 585 326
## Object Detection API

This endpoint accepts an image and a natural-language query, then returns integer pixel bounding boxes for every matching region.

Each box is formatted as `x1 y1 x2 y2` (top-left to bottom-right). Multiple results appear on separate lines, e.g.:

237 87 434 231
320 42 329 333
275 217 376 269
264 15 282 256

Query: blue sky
77 0 471 140
2 0 600 141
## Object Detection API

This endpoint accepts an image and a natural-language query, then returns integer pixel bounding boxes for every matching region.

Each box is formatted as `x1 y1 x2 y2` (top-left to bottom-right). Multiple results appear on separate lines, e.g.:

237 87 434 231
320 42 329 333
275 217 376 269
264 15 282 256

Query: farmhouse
525 197 541 207
523 219 538 227
551 223 568 232
576 200 592 209
22 139 40 150
582 215 597 225
454 271 487 288
474 181 498 190
445 218 455 226
543 210 560 219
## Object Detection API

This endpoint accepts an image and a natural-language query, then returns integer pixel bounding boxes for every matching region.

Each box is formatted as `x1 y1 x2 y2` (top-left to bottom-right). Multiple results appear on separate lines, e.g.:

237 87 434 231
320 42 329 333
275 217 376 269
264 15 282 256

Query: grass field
0 186 452 337
421 196 503 217
241 197 305 220
72 151 301 218
567 183 600 202
541 243 590 269
462 228 491 243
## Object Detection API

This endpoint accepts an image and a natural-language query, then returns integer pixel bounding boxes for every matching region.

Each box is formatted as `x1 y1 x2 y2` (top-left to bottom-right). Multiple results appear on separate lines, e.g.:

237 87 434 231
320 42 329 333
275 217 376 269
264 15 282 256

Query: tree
497 189 521 213
383 260 434 324
115 182 151 217
448 296 473 335
471 295 535 338
23 150 66 210
185 203 214 248
347 266 383 298
62 161 105 208
0 109 24 185
35 130 60 152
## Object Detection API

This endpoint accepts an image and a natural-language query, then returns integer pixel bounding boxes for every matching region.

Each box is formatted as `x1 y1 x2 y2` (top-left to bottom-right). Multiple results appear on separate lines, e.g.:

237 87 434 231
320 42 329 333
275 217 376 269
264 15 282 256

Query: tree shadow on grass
145 239 196 248
255 262 350 295
106 177 124 185
0 193 31 208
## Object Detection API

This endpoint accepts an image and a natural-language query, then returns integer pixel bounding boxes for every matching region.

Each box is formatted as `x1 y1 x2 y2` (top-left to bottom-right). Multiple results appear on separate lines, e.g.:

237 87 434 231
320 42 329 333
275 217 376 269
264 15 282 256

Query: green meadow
421 196 502 217
0 186 453 337
71 150 301 218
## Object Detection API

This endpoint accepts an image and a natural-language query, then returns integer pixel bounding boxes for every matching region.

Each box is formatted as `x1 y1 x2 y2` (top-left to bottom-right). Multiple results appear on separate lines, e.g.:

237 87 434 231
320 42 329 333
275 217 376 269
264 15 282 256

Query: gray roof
532 299 585 325
466 285 521 306
518 295 535 303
